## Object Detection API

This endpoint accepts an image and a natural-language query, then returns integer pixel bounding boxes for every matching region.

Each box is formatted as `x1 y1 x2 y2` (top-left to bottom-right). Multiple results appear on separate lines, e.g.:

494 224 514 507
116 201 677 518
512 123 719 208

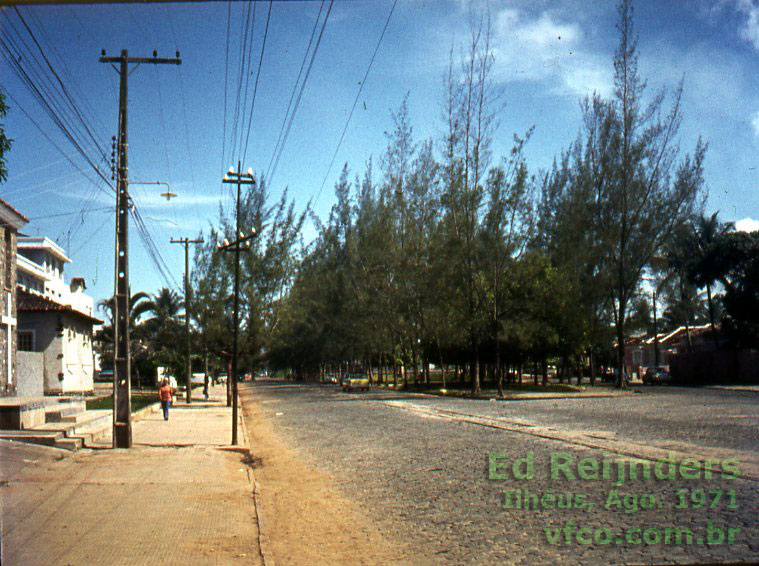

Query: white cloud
751 111 759 137
737 0 759 50
491 8 612 97
735 217 759 232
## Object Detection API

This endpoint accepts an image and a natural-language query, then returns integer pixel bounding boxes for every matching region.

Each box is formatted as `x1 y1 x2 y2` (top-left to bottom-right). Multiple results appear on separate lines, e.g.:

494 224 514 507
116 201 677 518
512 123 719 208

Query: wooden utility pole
100 49 181 449
219 163 257 446
170 237 204 403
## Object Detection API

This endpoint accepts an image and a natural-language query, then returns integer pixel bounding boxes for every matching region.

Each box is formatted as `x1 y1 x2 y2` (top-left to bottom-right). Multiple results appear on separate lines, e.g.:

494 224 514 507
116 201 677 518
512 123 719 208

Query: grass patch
86 393 159 412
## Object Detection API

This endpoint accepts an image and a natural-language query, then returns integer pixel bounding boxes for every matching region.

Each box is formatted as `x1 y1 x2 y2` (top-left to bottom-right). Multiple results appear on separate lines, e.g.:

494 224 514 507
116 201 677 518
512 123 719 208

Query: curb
238 397 275 566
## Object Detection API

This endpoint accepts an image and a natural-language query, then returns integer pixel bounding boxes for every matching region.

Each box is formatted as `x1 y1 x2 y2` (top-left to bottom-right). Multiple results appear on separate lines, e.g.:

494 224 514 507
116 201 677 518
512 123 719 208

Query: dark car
600 367 629 385
643 366 671 385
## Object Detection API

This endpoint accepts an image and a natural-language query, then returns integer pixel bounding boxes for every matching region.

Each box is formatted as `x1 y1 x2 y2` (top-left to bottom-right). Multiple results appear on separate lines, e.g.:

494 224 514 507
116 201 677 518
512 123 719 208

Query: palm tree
95 291 155 384
96 291 154 355
690 213 734 341
141 288 184 379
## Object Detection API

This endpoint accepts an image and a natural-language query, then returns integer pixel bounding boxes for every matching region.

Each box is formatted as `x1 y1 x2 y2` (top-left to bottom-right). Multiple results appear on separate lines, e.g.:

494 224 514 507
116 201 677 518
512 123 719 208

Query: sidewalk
0 384 263 566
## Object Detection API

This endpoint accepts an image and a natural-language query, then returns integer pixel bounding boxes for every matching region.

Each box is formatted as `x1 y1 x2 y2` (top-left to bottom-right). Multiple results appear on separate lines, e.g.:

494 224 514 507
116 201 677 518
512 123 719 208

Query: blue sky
1 0 757 307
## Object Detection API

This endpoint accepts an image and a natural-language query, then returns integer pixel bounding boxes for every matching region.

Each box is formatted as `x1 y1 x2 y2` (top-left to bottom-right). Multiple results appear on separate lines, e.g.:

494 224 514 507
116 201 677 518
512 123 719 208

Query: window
18 331 34 352
632 350 642 364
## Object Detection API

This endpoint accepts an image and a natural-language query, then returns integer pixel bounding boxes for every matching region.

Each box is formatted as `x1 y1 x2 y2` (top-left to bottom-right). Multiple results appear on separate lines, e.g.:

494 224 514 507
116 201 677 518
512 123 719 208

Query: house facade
16 237 100 395
0 198 29 397
625 324 714 378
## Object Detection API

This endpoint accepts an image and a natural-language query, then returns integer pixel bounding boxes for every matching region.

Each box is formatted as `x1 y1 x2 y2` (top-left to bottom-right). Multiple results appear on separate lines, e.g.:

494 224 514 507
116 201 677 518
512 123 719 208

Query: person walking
159 378 173 421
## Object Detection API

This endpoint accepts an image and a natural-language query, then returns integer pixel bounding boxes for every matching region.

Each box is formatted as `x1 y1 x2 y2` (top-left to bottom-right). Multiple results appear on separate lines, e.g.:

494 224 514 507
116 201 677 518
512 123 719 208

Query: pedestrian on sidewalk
159 379 173 421
203 374 209 401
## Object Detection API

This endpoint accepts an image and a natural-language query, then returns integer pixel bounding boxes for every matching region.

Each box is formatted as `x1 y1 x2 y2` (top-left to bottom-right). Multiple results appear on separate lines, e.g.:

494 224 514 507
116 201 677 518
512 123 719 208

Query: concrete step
30 410 111 448
54 437 83 451
0 430 64 447
45 400 87 422
59 412 96 424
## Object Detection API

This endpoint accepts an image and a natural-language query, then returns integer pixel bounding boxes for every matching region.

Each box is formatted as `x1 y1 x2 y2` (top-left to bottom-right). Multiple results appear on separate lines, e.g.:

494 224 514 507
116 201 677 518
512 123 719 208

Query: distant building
0 198 29 397
625 324 715 377
16 236 101 395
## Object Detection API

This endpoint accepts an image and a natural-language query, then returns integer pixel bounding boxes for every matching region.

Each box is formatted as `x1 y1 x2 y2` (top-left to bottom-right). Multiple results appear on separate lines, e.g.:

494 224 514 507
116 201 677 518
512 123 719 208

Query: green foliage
188 3 721 388
0 91 12 183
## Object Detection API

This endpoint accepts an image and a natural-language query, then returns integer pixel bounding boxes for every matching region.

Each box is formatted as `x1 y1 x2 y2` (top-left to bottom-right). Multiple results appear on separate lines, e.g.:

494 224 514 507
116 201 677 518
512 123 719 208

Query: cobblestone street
242 382 758 565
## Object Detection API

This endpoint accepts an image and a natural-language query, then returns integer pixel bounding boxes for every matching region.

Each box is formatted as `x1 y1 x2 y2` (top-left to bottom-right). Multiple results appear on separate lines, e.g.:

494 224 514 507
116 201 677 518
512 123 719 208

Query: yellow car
341 374 370 391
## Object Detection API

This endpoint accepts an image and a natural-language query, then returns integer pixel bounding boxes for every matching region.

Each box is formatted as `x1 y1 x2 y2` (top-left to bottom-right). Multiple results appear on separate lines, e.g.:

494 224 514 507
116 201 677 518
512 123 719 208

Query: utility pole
170 237 204 404
100 49 181 449
219 162 257 446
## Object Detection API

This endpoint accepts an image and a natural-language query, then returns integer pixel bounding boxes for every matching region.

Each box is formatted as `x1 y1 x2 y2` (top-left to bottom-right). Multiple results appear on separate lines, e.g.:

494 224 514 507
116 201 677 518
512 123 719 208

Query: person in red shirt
159 379 173 421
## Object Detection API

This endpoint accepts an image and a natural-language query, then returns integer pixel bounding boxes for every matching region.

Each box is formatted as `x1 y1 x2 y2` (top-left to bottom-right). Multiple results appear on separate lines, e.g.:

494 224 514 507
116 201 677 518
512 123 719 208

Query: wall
16 351 44 397
670 349 759 385
0 228 18 396
18 311 62 395
61 313 94 393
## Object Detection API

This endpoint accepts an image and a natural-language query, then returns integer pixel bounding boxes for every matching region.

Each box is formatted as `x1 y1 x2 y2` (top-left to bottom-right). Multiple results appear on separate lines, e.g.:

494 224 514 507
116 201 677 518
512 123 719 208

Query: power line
12 8 109 166
0 88 113 195
220 1 232 201
314 0 398 207
229 0 254 177
29 207 112 221
267 0 334 188
265 0 325 182
236 0 258 163
241 0 273 166
0 28 113 190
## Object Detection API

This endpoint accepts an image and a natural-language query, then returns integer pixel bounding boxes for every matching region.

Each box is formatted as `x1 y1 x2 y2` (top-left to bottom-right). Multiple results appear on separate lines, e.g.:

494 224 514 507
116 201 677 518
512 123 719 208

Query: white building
16 237 100 395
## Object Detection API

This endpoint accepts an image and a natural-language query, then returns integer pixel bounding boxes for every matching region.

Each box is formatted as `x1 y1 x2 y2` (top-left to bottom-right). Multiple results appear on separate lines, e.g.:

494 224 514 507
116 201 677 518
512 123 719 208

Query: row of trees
115 1 755 391
263 1 708 390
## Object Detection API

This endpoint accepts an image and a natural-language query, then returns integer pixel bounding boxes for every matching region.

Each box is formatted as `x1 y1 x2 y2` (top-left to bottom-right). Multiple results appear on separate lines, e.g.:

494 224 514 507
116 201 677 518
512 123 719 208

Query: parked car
216 373 228 384
601 367 629 385
341 373 370 391
643 366 671 385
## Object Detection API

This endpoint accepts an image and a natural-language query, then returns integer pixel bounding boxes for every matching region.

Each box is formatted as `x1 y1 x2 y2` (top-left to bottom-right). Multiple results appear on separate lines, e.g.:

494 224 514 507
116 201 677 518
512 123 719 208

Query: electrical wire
220 1 232 201
236 0 258 164
229 1 254 177
29 207 112 221
267 0 334 189
0 88 113 195
313 0 398 207
241 0 273 166
265 0 325 182
12 7 109 167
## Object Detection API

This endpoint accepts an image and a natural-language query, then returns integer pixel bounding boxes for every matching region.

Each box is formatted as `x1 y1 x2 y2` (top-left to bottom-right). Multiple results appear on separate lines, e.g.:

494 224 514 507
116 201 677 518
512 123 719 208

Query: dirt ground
239 389 417 566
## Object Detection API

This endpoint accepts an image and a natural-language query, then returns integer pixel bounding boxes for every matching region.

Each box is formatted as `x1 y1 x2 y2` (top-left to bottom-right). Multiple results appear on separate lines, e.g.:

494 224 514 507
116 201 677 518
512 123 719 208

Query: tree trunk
496 348 503 397
616 321 627 389
706 283 719 350
471 348 481 394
